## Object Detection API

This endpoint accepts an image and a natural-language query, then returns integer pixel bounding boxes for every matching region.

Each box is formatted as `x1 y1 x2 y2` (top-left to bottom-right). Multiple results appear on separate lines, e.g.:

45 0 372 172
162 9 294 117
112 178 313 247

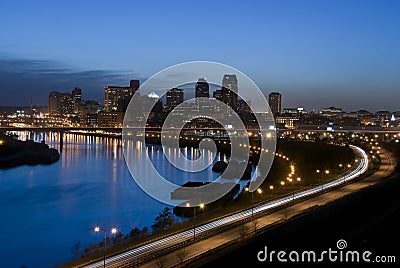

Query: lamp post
245 187 254 219
94 226 117 268
187 202 204 240
316 169 322 183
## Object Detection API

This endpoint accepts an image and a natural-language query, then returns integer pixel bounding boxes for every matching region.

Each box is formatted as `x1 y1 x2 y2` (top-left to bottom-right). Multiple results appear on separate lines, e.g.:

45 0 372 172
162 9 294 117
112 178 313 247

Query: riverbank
0 132 60 169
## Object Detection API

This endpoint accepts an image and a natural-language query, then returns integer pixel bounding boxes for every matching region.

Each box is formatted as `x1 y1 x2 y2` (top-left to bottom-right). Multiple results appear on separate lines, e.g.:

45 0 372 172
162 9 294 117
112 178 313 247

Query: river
0 131 243 268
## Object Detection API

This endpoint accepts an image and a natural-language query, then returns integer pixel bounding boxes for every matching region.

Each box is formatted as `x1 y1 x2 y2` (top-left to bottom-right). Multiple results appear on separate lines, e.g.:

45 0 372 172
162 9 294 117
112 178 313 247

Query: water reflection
0 131 247 268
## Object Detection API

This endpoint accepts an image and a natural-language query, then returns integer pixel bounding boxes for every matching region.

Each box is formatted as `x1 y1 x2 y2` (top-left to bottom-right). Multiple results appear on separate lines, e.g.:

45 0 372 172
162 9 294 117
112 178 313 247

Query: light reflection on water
0 131 248 268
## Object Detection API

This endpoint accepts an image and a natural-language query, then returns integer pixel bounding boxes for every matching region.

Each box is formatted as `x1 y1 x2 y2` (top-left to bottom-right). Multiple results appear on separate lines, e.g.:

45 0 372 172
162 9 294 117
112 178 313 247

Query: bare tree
252 219 259 233
71 241 81 257
155 255 168 268
176 247 188 267
238 223 247 240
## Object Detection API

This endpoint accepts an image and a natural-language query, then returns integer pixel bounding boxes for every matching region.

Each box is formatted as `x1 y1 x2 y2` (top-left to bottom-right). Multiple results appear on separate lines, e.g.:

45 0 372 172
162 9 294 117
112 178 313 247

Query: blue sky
0 0 399 111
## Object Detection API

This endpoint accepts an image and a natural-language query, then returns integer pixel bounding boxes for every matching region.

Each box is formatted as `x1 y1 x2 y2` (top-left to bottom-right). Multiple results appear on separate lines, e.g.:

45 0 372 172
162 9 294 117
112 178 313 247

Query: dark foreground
0 133 60 168
196 174 400 267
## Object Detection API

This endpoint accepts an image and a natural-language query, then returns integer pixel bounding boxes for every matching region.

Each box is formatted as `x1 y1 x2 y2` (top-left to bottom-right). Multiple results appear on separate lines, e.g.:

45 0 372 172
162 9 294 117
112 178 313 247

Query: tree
176 247 188 267
113 231 124 245
71 241 81 257
155 255 168 268
151 207 177 233
252 219 259 233
238 223 247 240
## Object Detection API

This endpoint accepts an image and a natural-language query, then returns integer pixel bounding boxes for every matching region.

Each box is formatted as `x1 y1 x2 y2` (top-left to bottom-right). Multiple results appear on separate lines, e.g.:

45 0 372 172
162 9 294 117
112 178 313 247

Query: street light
269 185 274 190
187 202 204 240
94 226 117 268
245 187 254 219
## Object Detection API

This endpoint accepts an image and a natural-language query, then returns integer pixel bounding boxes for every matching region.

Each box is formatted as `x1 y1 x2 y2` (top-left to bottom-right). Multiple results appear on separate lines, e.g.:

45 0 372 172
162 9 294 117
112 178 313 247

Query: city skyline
1 0 399 111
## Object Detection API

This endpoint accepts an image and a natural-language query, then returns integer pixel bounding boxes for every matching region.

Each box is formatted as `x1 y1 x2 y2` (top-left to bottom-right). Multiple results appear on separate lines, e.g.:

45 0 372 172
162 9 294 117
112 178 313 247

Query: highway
77 145 372 268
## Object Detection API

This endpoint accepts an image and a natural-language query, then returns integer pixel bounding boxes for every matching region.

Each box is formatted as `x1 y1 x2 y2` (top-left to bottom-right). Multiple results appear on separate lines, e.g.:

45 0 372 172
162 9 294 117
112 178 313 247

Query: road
73 145 383 268
200 150 399 268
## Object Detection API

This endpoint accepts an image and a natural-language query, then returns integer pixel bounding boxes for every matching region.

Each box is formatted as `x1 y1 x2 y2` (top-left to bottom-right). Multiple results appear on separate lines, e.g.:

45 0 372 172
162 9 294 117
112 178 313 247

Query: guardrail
82 145 369 268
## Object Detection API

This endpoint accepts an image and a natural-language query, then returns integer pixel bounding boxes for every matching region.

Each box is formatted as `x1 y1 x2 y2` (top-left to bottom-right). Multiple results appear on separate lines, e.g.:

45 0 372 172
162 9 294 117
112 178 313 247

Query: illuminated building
48 92 74 115
269 92 281 117
104 80 139 112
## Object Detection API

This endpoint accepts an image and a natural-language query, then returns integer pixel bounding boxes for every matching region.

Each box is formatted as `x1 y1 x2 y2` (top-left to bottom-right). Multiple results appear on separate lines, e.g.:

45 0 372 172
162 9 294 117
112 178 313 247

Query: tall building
195 78 209 98
48 92 74 115
72 87 82 113
166 88 184 111
104 80 140 112
79 100 102 125
97 111 125 127
129 80 140 92
221 74 238 111
268 92 282 117
213 89 223 101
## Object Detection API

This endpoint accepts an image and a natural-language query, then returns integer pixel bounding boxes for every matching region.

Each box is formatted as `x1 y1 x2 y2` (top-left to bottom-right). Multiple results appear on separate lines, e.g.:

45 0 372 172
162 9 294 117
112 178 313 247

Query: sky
0 0 399 112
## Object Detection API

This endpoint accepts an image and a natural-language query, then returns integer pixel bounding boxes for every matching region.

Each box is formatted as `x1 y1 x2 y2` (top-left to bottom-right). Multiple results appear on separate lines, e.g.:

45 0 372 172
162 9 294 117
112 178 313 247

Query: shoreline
0 133 60 169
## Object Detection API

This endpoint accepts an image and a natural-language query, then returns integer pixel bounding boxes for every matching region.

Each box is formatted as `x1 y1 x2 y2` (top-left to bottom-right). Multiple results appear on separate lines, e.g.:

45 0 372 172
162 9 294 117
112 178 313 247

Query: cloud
0 56 145 106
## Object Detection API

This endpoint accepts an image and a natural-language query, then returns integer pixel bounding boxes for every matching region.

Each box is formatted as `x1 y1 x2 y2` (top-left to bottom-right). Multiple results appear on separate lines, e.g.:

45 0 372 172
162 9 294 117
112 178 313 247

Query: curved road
80 145 378 268
80 145 371 268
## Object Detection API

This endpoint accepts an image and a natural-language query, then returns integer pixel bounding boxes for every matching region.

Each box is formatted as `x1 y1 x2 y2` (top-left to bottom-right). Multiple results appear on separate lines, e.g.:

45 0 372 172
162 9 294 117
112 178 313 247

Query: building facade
221 74 238 111
166 88 184 112
104 80 140 112
268 92 281 117
48 92 74 115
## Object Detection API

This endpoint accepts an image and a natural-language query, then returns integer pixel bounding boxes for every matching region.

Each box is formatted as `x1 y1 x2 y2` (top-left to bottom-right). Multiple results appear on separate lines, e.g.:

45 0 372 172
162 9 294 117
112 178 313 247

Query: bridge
1 125 399 134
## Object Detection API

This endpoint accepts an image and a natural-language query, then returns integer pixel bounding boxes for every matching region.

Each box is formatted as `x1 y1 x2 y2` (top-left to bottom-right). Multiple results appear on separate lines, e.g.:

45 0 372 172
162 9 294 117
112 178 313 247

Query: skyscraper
213 89 223 101
48 92 74 115
195 78 209 98
72 87 82 113
104 80 140 112
166 88 184 112
129 80 140 92
269 92 282 117
221 74 238 111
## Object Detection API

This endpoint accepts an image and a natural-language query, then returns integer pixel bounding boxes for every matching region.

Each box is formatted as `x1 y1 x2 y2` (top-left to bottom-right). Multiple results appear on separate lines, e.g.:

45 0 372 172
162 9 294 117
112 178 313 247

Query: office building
268 92 282 117
104 80 140 112
72 87 82 113
97 111 125 127
166 88 184 112
48 92 74 115
195 78 209 98
213 89 223 101
221 74 238 111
